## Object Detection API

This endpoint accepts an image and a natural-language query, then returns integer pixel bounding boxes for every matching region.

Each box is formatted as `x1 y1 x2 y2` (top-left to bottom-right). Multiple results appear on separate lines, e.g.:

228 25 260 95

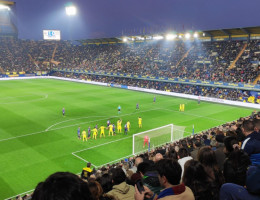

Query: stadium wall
1 76 259 109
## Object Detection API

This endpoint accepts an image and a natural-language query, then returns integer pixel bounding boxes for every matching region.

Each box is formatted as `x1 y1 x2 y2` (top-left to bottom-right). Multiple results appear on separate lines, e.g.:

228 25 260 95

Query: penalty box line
71 136 132 167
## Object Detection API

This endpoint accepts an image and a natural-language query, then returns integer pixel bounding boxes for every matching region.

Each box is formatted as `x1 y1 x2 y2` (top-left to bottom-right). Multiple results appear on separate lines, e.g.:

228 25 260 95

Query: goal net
132 124 186 155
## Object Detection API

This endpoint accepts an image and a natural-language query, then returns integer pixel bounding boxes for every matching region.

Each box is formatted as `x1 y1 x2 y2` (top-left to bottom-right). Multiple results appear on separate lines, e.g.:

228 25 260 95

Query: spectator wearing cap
214 134 226 171
241 120 260 165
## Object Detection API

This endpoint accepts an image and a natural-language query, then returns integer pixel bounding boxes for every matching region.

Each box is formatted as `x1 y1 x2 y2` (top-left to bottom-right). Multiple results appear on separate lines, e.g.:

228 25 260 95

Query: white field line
4 189 35 200
72 136 132 154
0 94 48 104
96 154 134 168
159 107 227 123
45 116 107 131
0 108 160 143
0 94 43 100
71 153 97 168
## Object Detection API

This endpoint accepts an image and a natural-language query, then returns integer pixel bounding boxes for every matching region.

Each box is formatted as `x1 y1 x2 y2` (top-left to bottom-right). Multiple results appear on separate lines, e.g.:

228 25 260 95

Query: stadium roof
203 26 260 37
0 0 15 6
78 26 260 45
77 37 121 45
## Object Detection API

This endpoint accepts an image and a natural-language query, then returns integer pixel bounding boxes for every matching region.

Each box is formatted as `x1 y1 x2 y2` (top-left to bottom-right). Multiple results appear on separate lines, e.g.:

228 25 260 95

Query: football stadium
0 1 260 200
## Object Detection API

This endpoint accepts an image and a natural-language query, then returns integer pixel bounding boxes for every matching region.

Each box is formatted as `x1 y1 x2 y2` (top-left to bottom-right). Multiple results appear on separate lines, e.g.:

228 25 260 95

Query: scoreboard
43 30 61 40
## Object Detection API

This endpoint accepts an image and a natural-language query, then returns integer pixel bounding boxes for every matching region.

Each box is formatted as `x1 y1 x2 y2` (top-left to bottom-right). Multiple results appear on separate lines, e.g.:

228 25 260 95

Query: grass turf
0 78 253 199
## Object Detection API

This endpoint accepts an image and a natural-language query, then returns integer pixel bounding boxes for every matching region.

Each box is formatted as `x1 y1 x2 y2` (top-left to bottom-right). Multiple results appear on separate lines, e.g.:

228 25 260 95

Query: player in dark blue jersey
88 127 91 139
153 96 156 103
136 103 139 110
62 107 65 116
124 123 128 135
77 126 81 139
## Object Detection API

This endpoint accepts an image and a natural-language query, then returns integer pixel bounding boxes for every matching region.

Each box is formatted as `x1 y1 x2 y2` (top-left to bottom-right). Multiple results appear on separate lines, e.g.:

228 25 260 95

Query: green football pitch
0 78 253 199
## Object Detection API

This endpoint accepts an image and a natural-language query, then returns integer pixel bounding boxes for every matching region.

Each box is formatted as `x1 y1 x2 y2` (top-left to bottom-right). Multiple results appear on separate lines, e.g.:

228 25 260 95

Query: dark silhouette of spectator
32 172 93 200
223 136 251 186
198 146 224 189
183 160 219 200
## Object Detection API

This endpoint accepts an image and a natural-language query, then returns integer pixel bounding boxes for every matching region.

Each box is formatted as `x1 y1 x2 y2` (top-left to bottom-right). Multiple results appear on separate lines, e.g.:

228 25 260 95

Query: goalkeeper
143 135 149 148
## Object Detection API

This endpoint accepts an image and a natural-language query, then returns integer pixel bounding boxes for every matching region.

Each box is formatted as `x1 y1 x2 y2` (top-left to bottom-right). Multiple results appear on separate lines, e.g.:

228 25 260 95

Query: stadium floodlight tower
0 1 17 38
65 4 77 16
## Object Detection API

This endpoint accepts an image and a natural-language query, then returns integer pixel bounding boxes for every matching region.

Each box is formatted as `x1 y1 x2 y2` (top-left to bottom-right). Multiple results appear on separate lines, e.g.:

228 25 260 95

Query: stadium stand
1 36 260 103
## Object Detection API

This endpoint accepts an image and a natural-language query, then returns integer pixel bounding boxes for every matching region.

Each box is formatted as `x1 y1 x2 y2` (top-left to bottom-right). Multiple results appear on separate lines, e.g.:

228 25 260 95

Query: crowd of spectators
1 38 260 84
51 71 260 103
12 113 260 200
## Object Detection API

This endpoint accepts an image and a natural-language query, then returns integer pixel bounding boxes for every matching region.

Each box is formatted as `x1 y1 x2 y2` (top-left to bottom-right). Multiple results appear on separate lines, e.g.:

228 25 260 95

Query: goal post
132 124 186 155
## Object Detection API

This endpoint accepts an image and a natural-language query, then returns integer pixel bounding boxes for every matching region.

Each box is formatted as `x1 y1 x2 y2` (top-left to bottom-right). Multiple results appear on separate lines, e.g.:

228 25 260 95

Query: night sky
13 0 260 40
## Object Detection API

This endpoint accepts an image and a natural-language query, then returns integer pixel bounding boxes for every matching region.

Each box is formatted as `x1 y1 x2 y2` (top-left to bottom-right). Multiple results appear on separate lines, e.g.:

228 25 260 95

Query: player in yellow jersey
138 117 142 128
99 125 106 138
108 124 114 136
117 119 122 133
92 127 98 140
82 129 87 142
127 120 131 131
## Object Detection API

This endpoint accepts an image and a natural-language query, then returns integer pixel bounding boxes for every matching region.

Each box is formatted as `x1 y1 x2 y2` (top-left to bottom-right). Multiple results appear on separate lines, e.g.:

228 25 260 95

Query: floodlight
178 35 182 39
185 33 191 39
166 34 177 40
123 38 128 42
0 5 10 11
66 6 77 16
193 33 198 38
153 35 164 40
137 36 144 40
202 33 205 37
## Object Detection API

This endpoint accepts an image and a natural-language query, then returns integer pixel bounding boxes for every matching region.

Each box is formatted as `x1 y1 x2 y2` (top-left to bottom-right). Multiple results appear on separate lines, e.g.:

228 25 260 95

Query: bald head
154 153 163 162
134 157 143 167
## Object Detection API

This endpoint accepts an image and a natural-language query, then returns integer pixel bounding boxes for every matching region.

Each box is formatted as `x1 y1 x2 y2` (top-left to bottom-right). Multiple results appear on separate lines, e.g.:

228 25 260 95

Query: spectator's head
97 173 113 193
253 118 260 133
167 148 178 160
194 141 202 149
224 136 239 154
134 156 143 167
88 180 103 200
154 153 163 162
87 162 91 168
155 159 182 187
32 172 93 200
111 168 126 185
215 134 225 144
198 146 217 168
241 120 254 136
182 160 209 186
178 147 190 159
137 161 152 176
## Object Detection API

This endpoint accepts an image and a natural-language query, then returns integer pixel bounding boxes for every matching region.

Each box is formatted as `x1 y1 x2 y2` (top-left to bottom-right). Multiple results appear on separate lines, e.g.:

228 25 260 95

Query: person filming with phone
134 159 195 200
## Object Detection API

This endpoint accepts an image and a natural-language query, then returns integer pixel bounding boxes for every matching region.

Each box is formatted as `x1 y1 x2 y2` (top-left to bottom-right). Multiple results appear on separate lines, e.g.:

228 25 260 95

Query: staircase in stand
176 46 194 67
228 43 247 70
253 74 260 85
